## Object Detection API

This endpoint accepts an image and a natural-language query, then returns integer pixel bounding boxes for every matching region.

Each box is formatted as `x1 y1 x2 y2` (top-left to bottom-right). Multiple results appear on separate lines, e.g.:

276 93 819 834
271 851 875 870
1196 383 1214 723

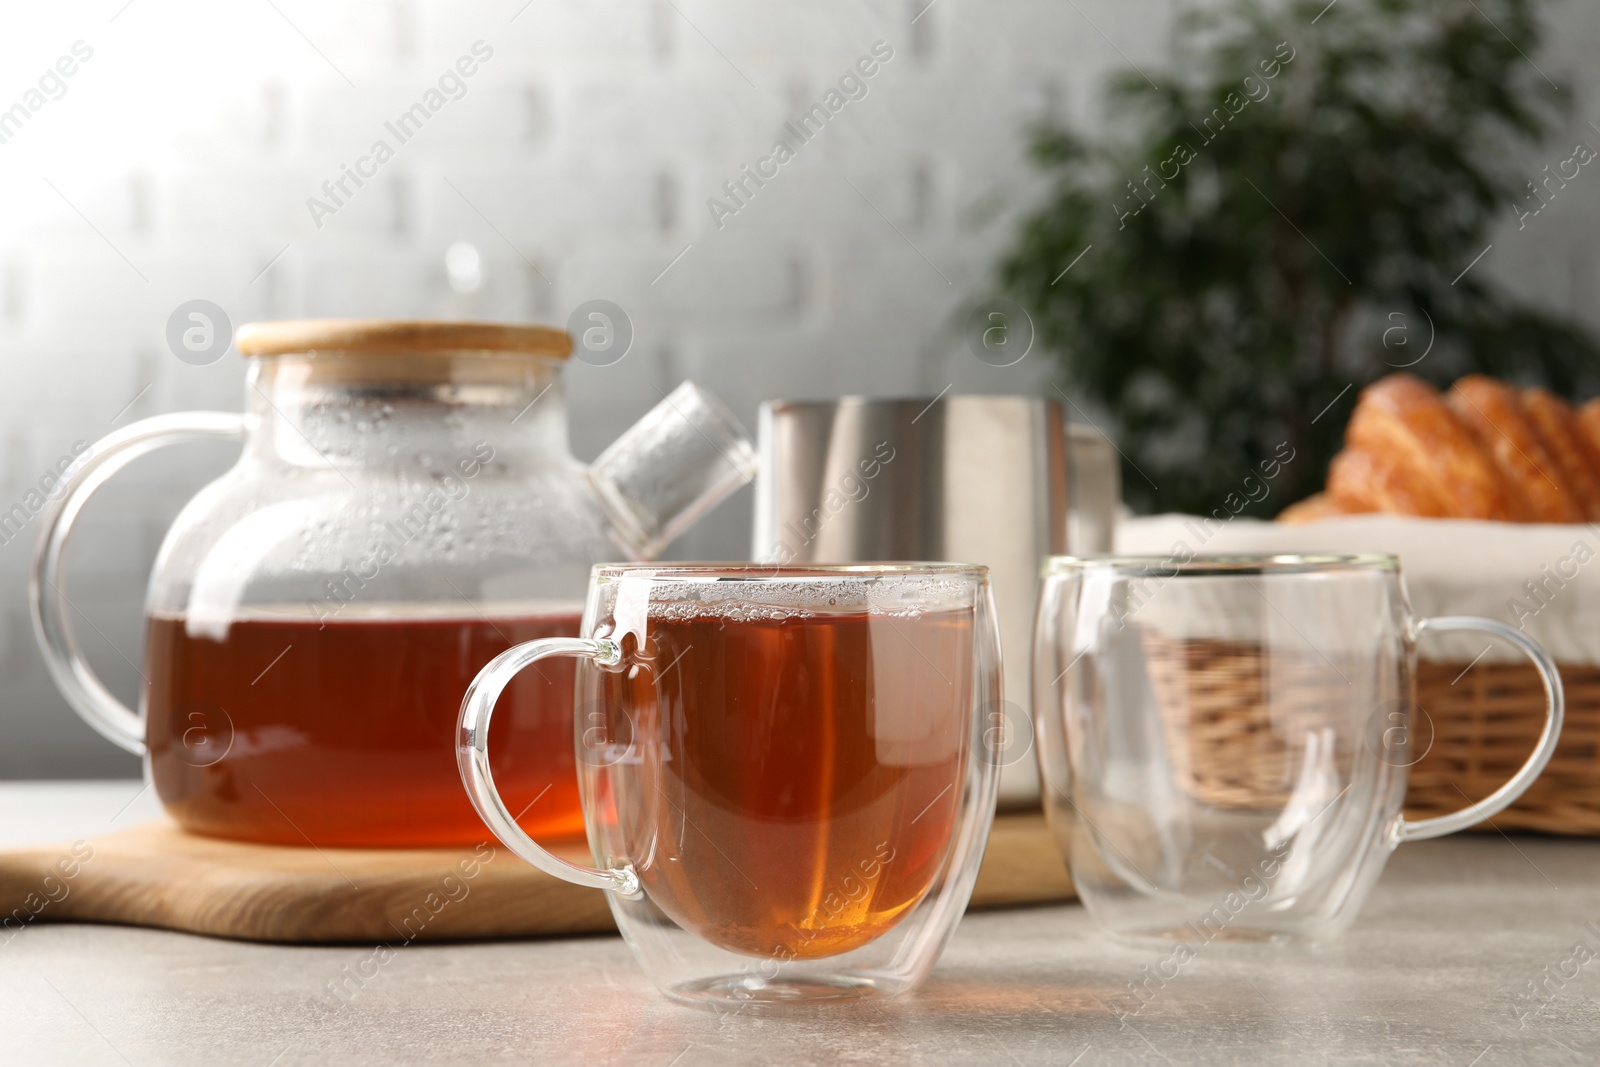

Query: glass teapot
31 319 756 847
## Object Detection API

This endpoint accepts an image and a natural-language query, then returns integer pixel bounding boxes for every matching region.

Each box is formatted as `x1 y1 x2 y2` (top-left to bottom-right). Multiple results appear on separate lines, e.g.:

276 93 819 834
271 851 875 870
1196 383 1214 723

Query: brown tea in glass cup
596 601 975 957
458 563 1004 1004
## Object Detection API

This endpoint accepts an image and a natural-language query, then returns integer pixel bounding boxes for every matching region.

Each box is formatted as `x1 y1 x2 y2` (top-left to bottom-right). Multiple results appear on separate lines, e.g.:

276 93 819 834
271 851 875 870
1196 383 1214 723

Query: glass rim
592 561 989 581
1043 553 1400 577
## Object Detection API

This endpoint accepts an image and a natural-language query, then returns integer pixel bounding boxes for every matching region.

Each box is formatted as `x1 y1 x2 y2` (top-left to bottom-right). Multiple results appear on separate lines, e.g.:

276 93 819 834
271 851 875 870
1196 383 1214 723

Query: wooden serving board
0 812 1073 944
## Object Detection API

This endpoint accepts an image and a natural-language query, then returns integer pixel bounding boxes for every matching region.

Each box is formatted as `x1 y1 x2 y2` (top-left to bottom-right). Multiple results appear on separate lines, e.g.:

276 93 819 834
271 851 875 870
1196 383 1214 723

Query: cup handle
457 636 642 898
1397 615 1565 843
30 412 248 756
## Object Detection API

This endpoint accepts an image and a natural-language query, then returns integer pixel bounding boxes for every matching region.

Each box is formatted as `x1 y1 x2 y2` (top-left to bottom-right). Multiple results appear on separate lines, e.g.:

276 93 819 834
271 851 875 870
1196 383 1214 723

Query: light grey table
3 782 1598 1066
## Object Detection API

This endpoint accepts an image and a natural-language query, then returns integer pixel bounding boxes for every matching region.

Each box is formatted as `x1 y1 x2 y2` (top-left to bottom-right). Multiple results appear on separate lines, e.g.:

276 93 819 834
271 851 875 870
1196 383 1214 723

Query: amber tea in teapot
146 605 584 846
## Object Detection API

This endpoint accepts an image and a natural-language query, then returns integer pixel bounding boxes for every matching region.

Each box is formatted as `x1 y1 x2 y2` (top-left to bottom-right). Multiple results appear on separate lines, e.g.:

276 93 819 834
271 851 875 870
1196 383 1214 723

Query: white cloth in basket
1115 514 1600 665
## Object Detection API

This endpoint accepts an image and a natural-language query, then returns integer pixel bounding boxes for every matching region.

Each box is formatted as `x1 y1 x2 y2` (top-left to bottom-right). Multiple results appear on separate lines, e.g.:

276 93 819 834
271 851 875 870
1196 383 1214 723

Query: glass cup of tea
1033 555 1563 944
458 563 1003 1004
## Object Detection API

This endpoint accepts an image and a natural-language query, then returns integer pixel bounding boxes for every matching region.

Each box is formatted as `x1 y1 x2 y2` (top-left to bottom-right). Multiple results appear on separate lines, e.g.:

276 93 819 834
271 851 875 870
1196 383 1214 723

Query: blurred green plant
1002 0 1600 516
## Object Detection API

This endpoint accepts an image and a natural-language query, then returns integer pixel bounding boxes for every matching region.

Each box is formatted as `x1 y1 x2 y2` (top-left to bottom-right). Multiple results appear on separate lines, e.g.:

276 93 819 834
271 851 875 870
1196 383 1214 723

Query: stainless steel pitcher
752 395 1119 806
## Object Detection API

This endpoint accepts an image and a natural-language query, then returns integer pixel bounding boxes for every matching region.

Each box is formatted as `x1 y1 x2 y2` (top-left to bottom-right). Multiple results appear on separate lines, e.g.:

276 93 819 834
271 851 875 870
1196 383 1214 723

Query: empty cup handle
456 636 642 898
1398 616 1565 843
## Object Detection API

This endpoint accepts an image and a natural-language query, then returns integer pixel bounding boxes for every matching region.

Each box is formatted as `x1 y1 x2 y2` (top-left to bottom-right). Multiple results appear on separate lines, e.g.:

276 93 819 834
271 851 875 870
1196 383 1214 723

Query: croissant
1335 374 1515 520
1324 442 1452 517
1446 376 1581 523
1276 493 1344 524
1521 388 1600 522
1579 398 1600 464
1282 373 1600 524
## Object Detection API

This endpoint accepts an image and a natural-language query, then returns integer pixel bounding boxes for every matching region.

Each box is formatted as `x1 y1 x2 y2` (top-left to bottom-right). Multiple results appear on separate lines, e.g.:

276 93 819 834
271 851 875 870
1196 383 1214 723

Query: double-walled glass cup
459 563 1002 1004
1033 555 1563 944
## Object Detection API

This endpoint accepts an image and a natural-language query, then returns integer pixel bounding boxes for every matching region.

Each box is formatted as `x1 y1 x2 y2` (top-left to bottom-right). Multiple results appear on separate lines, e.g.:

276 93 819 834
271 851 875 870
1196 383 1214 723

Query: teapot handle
29 413 248 755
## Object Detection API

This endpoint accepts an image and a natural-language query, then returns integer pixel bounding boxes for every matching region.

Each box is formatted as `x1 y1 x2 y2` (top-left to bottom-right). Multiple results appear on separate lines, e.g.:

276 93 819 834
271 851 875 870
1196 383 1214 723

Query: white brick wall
1 0 1596 776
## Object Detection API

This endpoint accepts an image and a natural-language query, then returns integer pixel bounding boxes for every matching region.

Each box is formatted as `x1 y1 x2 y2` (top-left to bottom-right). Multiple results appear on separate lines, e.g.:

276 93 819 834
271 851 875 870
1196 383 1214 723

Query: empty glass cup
1033 555 1563 944
459 563 1003 1004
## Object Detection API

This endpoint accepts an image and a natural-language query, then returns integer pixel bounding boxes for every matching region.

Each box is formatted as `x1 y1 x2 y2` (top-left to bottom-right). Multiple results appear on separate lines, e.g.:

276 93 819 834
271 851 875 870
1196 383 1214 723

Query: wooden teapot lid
235 319 572 359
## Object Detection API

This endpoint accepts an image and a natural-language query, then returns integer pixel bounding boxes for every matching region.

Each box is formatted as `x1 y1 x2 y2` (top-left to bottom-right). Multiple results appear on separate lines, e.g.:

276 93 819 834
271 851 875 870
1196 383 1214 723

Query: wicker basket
1140 635 1600 836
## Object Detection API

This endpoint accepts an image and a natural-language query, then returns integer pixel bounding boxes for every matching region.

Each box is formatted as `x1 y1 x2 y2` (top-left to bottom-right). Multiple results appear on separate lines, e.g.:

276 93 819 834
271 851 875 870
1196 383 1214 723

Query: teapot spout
587 381 757 559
